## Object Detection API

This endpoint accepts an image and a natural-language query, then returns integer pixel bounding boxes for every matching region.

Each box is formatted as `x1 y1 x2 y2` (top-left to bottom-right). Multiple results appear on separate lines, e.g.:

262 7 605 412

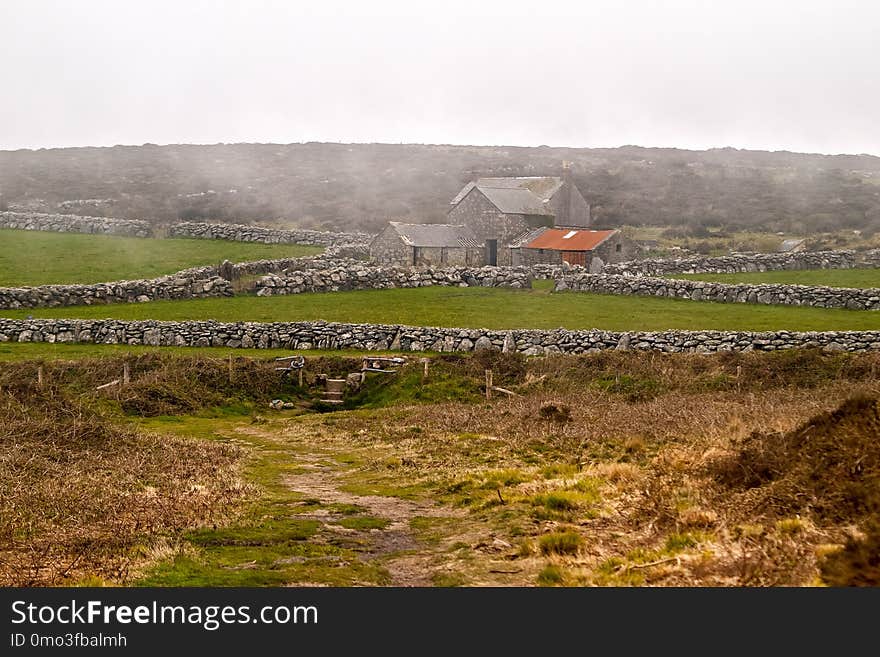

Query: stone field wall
601 251 857 276
167 221 371 247
0 211 153 238
557 272 880 310
2 318 878 354
0 267 232 309
254 265 533 295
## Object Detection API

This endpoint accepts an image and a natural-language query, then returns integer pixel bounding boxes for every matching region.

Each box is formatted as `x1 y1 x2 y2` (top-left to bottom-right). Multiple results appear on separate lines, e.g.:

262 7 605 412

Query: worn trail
283 454 462 586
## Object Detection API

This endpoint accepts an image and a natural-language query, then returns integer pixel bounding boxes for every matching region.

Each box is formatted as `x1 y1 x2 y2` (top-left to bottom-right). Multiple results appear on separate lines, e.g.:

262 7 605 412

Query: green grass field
4 284 879 332
0 229 322 286
0 342 402 362
673 268 880 288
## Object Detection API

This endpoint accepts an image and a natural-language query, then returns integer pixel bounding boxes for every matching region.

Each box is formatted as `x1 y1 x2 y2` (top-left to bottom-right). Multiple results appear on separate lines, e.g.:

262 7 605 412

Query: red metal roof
525 228 617 251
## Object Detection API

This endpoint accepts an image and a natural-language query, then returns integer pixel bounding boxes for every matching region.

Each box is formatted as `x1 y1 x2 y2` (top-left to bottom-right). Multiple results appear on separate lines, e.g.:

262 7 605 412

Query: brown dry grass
327 371 880 586
3 348 879 587
0 387 250 586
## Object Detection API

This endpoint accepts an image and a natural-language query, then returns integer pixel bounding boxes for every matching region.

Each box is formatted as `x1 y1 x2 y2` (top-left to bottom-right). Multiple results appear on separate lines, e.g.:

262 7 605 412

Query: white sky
1 0 878 154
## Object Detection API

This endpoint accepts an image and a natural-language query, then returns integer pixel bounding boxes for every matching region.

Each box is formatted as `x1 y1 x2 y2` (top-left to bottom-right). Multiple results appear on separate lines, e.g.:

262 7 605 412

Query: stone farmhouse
445 167 591 266
370 221 483 266
370 166 635 267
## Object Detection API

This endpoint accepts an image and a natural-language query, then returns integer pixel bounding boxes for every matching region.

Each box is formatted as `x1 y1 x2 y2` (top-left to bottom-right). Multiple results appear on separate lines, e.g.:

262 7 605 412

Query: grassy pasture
0 228 321 286
673 268 880 288
3 284 879 332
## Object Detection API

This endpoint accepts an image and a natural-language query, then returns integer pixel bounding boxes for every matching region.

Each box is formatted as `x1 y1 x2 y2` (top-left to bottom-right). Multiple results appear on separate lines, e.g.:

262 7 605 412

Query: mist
2 0 878 155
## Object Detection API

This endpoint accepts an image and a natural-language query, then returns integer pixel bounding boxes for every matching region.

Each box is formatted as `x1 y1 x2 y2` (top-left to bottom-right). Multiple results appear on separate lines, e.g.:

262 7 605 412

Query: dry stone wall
557 273 880 310
168 221 371 247
0 268 232 310
1 318 879 354
0 211 153 237
254 265 533 295
601 251 857 276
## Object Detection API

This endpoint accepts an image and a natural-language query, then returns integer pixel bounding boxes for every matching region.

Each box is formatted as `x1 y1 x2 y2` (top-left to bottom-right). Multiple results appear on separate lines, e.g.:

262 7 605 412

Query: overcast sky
2 0 878 155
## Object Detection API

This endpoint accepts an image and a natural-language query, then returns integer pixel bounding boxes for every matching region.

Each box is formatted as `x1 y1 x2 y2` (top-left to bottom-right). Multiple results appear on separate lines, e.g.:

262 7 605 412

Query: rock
474 336 494 351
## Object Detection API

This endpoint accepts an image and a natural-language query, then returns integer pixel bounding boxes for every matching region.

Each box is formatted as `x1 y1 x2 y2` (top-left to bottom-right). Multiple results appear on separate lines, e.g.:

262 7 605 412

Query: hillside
2 143 879 235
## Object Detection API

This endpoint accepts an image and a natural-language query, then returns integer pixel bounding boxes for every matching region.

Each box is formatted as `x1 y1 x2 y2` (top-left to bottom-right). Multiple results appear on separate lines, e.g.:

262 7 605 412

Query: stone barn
509 228 635 270
446 165 591 265
370 221 484 267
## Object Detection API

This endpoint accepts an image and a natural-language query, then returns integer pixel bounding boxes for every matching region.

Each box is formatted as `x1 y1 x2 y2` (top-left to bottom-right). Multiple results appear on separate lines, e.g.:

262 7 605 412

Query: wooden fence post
228 355 234 383
37 365 44 389
123 362 130 386
485 369 493 400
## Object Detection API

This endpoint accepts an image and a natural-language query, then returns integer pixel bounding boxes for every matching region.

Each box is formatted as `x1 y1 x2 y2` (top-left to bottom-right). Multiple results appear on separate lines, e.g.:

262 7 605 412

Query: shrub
537 564 565 586
539 531 583 555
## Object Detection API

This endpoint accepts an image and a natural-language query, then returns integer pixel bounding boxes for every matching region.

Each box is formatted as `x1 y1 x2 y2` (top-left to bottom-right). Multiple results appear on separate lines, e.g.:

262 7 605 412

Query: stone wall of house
0 268 232 310
546 179 592 228
167 221 371 246
368 230 483 267
0 211 153 237
602 251 858 276
2 318 878 354
413 246 483 267
254 265 533 295
512 248 564 267
556 272 880 310
369 225 412 265
592 232 637 265
446 189 553 266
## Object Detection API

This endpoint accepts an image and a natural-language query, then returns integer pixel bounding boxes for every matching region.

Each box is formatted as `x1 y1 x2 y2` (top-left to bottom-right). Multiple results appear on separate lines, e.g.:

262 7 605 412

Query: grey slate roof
449 176 563 215
387 222 481 248
449 181 477 206
478 187 554 216
507 226 550 248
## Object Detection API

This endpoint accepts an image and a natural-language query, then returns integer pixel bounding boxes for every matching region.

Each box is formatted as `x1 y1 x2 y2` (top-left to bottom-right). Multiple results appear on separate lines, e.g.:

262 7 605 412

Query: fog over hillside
2 142 879 236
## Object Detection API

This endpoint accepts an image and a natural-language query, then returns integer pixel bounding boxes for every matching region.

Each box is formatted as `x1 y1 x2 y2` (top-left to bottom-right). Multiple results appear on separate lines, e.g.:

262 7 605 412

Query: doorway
485 239 498 266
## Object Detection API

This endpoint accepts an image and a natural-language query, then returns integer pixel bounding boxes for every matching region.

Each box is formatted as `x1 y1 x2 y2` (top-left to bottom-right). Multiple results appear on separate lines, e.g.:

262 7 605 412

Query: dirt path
283 456 465 586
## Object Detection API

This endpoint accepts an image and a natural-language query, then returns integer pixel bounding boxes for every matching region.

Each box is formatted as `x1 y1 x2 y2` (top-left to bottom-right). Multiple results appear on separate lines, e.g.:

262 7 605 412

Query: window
615 244 622 252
